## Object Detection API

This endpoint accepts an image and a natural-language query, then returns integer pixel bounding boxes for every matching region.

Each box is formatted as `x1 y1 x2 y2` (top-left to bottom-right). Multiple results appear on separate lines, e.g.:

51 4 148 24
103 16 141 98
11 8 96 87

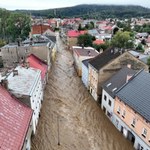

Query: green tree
78 23 82 31
77 33 93 47
147 57 150 66
136 43 144 52
0 39 6 47
6 12 31 41
93 41 110 52
111 31 134 49
0 8 10 40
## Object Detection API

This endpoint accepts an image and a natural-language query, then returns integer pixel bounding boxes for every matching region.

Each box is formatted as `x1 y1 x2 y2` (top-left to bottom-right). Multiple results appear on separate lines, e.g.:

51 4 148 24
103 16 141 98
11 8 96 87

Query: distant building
1 35 56 70
30 24 54 36
67 30 86 47
5 65 43 134
0 86 33 150
72 46 99 76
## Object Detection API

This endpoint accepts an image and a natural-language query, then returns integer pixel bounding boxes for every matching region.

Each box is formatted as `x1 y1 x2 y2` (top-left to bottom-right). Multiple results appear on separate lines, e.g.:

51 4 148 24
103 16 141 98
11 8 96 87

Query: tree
0 39 6 47
0 8 10 40
111 31 134 49
77 33 93 47
78 24 82 31
93 41 110 52
147 57 150 65
136 43 144 52
6 12 31 41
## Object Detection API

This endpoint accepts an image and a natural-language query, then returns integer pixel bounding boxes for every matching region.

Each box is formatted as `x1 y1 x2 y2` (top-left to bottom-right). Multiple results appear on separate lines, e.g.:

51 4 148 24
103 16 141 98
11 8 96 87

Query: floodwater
31 34 134 150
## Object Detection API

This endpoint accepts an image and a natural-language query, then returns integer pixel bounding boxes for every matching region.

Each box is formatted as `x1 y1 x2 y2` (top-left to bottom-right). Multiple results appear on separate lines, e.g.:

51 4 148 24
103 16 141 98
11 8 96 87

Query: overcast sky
1 0 150 10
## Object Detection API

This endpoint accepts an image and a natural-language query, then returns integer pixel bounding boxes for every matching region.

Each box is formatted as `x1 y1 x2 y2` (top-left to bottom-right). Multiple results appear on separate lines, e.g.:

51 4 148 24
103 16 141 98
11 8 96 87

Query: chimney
88 50 91 56
1 79 8 89
127 64 131 69
25 62 30 69
126 74 132 82
13 70 18 76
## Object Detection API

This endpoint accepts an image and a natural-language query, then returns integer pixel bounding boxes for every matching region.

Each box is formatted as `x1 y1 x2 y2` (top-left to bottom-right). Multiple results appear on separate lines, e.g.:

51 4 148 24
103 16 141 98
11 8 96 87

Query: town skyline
1 0 150 10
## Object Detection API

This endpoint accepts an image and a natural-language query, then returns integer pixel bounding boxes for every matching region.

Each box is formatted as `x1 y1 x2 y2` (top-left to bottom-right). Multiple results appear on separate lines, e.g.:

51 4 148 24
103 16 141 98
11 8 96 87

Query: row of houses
101 67 150 150
72 45 150 149
0 31 58 149
0 53 49 150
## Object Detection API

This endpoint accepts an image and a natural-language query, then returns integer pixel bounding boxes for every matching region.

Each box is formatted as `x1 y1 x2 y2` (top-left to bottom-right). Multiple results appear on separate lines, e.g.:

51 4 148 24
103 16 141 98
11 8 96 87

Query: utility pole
57 115 60 146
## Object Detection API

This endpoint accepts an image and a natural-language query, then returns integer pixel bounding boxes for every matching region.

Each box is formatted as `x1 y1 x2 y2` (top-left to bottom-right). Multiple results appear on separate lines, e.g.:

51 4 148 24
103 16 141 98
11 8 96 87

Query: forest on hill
15 4 150 19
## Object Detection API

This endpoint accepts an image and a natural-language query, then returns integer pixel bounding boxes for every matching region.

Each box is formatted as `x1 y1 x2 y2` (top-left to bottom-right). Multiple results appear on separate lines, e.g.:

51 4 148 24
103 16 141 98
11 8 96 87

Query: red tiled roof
27 54 48 80
47 19 56 24
101 26 112 30
67 30 86 37
31 24 52 35
93 39 105 45
0 86 33 150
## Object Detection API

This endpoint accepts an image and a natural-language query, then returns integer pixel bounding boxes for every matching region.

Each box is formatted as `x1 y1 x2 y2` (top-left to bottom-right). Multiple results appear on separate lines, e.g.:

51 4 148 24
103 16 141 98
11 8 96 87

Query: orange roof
31 24 52 35
67 30 86 37
93 39 105 45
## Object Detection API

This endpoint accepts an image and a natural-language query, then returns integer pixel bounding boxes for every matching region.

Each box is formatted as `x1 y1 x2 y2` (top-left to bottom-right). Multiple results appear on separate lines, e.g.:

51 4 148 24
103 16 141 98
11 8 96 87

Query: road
31 34 134 150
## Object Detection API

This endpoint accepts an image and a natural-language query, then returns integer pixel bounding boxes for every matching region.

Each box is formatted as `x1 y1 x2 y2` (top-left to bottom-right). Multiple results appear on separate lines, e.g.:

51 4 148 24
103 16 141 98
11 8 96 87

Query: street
31 34 134 150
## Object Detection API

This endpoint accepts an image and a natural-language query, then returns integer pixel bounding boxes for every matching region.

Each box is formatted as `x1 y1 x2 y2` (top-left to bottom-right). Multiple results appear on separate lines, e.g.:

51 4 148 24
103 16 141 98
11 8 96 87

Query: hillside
15 4 150 19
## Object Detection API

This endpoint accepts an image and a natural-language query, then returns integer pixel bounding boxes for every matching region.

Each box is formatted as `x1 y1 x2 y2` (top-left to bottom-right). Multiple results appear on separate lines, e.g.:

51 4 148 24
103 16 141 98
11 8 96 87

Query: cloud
0 0 150 10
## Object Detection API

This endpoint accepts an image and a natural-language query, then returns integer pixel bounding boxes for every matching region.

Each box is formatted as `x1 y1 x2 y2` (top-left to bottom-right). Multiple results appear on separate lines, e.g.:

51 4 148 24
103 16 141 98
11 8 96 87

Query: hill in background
15 4 150 19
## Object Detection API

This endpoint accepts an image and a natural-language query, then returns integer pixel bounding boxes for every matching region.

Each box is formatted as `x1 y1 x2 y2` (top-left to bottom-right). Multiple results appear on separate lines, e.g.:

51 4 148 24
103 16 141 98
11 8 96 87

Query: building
1 35 56 70
82 58 92 88
101 66 136 123
0 86 33 150
72 46 99 76
114 70 150 150
88 48 148 101
26 54 48 89
67 30 86 47
5 65 43 134
30 24 54 36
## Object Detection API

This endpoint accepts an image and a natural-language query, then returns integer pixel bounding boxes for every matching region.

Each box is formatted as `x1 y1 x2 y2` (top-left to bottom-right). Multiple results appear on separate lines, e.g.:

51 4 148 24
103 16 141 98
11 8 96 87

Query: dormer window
107 83 112 87
112 87 117 92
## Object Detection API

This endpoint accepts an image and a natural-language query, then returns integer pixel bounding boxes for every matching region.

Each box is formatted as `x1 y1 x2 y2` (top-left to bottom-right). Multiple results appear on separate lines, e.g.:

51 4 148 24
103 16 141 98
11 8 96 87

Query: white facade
6 66 43 134
81 62 89 88
101 89 115 122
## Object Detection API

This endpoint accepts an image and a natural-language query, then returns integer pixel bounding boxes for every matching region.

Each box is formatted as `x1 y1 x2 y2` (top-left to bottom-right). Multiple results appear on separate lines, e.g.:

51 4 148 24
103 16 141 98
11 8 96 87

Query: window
131 118 136 127
107 111 111 118
122 110 126 118
108 100 112 106
142 128 147 138
117 106 121 114
104 95 107 101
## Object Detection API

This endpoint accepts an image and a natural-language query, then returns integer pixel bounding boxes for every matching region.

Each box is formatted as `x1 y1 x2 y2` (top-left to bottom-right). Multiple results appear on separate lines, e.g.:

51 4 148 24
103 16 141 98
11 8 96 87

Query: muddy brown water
31 35 134 150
